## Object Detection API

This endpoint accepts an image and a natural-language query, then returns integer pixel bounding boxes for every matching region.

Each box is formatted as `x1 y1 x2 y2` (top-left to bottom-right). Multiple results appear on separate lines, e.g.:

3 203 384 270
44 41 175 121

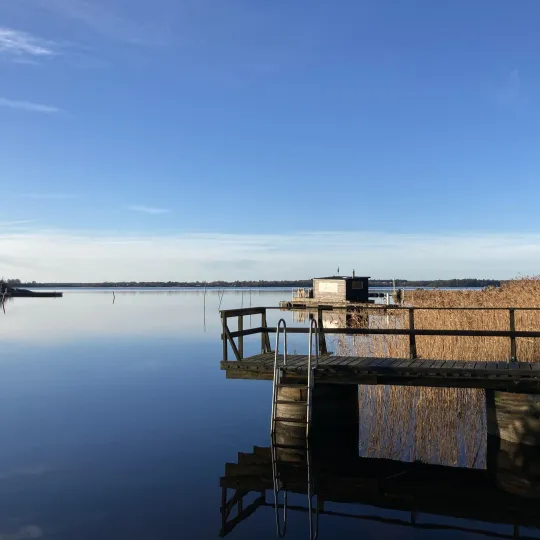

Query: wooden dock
220 306 540 393
222 353 540 392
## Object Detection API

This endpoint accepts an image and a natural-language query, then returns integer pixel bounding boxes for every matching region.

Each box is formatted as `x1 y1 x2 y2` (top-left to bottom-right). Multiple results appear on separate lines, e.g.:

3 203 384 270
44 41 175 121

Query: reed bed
331 278 540 468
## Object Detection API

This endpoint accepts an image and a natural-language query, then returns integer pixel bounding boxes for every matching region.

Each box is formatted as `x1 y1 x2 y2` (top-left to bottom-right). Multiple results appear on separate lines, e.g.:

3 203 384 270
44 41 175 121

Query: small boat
1 284 62 298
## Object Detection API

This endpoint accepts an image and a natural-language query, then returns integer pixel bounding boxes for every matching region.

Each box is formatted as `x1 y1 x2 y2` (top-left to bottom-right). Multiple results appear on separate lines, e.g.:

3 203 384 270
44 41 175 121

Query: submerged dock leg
486 390 540 446
274 384 359 461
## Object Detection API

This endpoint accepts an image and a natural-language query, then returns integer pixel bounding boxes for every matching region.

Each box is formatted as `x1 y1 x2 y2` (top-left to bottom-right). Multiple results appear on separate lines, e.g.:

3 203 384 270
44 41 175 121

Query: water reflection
220 435 540 539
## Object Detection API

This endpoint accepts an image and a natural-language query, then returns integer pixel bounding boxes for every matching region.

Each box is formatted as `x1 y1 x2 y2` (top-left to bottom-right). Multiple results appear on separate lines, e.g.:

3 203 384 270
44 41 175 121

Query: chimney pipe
352 269 355 278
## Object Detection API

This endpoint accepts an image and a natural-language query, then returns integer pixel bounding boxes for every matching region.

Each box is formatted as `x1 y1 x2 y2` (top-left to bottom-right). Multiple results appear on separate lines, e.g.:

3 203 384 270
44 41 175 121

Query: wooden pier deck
220 306 540 393
222 353 540 391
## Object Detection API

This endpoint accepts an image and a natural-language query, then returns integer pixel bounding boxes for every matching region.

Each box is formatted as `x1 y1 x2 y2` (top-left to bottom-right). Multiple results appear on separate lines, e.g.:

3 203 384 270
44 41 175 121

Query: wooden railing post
261 309 271 354
238 315 243 360
509 308 516 361
222 312 228 361
409 308 417 359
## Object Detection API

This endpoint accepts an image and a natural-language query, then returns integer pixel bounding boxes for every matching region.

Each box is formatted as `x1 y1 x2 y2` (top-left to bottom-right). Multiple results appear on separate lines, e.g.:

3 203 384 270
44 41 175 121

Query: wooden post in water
486 390 540 446
261 309 271 354
222 313 228 361
487 434 540 498
274 384 359 463
238 315 243 359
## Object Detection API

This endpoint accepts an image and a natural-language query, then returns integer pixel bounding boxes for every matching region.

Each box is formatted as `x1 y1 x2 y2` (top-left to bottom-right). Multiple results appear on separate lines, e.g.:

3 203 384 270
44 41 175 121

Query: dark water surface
1 290 538 539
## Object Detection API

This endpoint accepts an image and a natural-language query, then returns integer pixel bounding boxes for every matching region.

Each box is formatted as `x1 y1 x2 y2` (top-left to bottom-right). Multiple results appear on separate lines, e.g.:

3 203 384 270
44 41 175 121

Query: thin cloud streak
127 205 170 215
28 0 158 45
24 193 79 200
1 228 540 282
0 97 61 114
0 27 56 58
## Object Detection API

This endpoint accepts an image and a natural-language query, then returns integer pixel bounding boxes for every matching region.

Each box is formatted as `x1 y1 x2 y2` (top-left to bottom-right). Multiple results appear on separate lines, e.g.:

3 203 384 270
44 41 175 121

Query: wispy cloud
2 228 540 282
127 205 170 215
23 193 79 200
0 27 56 59
0 220 35 228
29 0 157 45
0 97 61 114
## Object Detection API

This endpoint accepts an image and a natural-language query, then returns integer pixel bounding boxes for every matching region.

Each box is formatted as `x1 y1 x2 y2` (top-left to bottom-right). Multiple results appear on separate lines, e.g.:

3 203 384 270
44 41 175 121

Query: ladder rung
272 443 307 450
275 400 307 405
274 417 308 424
276 384 308 389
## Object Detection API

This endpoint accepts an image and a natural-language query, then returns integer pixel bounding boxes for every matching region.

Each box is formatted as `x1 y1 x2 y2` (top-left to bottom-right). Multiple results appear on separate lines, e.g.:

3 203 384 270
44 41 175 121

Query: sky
1 0 540 281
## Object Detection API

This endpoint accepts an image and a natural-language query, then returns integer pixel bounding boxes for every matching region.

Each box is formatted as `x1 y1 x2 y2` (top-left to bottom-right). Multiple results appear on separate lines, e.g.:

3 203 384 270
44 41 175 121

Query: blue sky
1 0 540 281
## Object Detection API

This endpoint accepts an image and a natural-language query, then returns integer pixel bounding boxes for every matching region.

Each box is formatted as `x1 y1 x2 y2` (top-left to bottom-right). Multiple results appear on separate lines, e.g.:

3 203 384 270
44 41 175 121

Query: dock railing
220 306 540 362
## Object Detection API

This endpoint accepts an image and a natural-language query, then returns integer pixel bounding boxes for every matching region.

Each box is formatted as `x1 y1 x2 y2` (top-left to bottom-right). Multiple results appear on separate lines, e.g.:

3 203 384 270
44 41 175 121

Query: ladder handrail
308 318 319 370
271 319 288 435
306 318 318 438
306 439 319 540
271 439 288 537
275 318 288 367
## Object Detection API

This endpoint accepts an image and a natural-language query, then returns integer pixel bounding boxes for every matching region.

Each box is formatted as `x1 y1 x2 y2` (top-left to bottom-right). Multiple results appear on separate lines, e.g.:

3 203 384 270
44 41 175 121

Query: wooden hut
312 276 370 303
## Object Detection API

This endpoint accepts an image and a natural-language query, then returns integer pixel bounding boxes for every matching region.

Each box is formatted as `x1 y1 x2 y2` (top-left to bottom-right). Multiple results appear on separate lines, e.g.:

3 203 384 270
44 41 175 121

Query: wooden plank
474 362 489 370
430 361 446 369
325 356 350 366
496 362 509 370
529 363 540 371
357 358 382 368
420 360 436 369
464 362 476 370
508 362 520 371
283 356 309 369
376 358 398 368
409 360 425 368
519 363 532 371
451 361 468 370
227 327 265 339
221 307 265 317
341 357 361 366
369 358 389 367
395 359 416 369
441 361 457 369
348 357 373 367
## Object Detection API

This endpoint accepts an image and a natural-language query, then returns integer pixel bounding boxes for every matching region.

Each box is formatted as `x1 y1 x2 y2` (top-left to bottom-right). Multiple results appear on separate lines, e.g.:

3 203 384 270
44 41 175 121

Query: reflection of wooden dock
220 441 540 537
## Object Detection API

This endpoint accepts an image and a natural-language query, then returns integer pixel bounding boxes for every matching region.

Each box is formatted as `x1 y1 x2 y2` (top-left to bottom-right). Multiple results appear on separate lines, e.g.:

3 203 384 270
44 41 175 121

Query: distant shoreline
10 279 501 289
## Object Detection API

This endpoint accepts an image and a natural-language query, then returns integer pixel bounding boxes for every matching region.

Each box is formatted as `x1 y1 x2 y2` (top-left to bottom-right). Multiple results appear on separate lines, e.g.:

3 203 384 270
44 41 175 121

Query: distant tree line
8 278 502 288
370 279 501 288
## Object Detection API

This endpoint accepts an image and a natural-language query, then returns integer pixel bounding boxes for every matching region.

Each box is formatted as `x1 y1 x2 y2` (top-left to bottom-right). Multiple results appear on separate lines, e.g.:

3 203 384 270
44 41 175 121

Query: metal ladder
270 318 319 538
270 436 319 540
270 318 319 438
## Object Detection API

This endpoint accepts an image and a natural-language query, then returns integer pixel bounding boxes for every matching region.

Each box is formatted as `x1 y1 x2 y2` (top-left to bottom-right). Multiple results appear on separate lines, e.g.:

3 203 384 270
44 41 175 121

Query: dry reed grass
331 278 540 468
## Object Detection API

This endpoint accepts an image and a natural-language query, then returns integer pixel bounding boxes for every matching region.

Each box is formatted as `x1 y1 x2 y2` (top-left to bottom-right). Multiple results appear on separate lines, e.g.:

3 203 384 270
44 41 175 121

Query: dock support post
409 308 417 359
222 313 228 361
238 315 243 359
261 309 271 354
486 390 540 446
509 309 517 361
274 384 359 461
317 308 328 355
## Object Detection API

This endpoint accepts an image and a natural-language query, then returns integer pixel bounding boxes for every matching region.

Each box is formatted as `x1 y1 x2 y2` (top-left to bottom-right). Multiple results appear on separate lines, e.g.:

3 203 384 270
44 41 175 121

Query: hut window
351 281 364 289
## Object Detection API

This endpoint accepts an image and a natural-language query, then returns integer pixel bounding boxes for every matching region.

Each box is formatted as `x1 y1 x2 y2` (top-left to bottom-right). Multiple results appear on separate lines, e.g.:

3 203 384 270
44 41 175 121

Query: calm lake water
1 289 538 539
